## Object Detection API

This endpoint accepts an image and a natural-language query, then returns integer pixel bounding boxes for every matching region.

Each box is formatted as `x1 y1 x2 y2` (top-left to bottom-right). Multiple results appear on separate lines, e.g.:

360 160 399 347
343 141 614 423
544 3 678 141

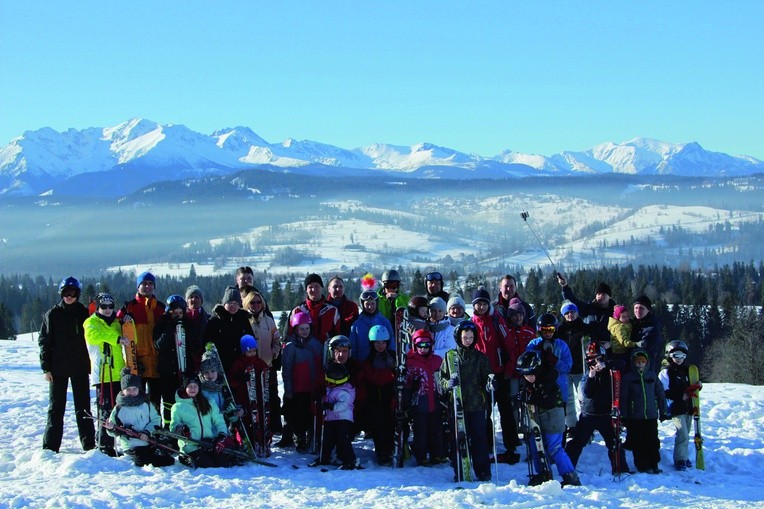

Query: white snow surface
2 334 763 508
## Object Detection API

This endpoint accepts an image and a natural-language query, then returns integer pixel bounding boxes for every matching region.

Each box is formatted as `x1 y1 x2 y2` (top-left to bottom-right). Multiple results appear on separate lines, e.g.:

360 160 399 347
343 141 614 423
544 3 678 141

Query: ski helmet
325 362 349 385
360 290 378 302
328 335 351 351
537 313 559 332
59 276 81 295
290 311 312 327
516 350 542 375
368 325 390 342
412 328 433 346
454 320 478 346
665 340 689 357
381 269 401 283
166 294 187 311
408 295 430 313
586 342 607 359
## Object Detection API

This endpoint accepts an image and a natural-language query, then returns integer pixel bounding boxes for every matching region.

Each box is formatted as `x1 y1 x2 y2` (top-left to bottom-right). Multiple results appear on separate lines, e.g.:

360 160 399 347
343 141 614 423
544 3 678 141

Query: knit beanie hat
240 334 258 353
560 300 578 315
95 293 115 308
304 273 324 289
222 286 242 305
633 295 652 310
613 305 627 320
183 374 202 389
508 297 525 316
185 285 204 303
429 297 447 313
200 350 223 374
447 296 465 310
595 282 612 297
120 367 142 391
471 286 491 305
136 271 156 289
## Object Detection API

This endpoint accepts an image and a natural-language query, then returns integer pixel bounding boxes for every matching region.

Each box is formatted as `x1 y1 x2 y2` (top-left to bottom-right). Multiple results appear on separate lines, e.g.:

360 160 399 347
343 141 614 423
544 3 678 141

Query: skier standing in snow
39 277 96 453
84 292 127 456
424 271 450 302
183 285 209 372
659 340 701 471
286 274 340 344
376 269 409 326
359 324 396 465
327 276 360 337
428 297 457 360
310 362 358 470
447 296 469 327
204 286 254 373
440 321 493 481
557 275 615 343
229 334 270 451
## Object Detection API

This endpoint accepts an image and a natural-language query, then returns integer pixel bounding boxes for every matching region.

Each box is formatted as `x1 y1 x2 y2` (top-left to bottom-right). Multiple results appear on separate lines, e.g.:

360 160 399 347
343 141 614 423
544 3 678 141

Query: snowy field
1 333 762 509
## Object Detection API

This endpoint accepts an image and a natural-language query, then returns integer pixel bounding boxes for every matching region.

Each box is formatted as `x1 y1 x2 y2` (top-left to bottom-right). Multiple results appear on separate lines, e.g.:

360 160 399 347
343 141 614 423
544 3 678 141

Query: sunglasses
415 342 432 349
539 326 556 334
425 272 442 281
99 304 115 310
62 291 78 298
250 300 263 305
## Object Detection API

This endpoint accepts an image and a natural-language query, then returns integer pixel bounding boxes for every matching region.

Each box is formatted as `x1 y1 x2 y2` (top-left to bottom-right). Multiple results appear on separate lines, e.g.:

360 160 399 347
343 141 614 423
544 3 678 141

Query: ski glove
447 375 460 389
174 424 191 438
542 349 558 366
685 383 702 398
321 401 335 411
214 433 227 453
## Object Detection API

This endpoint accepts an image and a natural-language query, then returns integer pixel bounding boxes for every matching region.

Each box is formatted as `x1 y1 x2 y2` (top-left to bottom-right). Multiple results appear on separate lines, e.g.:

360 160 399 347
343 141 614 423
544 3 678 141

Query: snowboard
121 320 139 375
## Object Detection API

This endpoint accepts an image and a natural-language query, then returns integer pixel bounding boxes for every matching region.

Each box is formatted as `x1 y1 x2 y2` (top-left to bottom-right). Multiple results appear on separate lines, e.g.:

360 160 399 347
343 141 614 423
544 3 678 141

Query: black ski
446 349 472 482
153 427 277 467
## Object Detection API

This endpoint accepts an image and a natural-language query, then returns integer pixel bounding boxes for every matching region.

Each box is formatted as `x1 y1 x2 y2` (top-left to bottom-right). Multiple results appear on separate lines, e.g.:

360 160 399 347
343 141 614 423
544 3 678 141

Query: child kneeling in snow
105 368 174 467
309 363 357 470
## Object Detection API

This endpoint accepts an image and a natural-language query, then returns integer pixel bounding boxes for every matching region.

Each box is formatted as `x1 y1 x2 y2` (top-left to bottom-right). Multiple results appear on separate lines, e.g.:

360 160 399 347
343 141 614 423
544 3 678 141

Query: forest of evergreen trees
1 261 762 384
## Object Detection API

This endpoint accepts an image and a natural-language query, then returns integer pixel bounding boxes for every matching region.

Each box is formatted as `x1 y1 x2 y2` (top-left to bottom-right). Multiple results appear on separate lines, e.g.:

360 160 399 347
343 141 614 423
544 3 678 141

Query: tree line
1 261 762 384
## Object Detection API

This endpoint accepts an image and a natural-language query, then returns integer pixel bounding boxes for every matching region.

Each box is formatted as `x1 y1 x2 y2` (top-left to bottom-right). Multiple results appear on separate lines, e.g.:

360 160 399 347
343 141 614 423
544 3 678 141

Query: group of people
39 267 701 485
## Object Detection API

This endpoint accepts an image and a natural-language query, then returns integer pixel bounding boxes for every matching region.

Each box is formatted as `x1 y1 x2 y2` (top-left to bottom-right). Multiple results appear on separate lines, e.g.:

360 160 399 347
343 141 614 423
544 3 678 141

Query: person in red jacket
327 276 359 337
471 286 521 464
118 271 165 409
286 274 340 343
359 325 396 465
229 334 270 456
504 297 537 423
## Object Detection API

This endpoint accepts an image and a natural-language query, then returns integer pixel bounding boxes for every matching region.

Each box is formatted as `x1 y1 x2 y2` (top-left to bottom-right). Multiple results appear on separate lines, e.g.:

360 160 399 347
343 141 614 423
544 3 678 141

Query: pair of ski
392 306 410 468
446 350 473 482
519 397 552 485
153 428 277 467
246 365 272 458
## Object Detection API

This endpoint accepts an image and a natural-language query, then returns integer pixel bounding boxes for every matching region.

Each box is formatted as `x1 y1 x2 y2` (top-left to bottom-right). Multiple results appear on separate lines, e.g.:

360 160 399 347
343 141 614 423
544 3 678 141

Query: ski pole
487 374 499 483
520 211 562 277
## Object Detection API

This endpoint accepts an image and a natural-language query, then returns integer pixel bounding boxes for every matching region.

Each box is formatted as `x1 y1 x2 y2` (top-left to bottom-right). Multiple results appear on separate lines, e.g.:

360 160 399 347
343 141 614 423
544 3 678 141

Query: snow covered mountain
1 118 762 196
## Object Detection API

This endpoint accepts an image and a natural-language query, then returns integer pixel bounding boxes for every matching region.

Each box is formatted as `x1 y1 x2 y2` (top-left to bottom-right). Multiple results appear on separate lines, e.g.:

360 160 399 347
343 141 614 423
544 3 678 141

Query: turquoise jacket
169 392 228 453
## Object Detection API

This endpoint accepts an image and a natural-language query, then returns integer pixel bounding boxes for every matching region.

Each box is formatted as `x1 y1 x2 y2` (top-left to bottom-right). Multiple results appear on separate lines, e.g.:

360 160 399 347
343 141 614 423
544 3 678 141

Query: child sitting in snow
105 368 174 467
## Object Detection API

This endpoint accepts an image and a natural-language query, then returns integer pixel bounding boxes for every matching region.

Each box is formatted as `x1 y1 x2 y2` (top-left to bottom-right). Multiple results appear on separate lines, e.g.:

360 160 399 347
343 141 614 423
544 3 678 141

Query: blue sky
2 2 762 159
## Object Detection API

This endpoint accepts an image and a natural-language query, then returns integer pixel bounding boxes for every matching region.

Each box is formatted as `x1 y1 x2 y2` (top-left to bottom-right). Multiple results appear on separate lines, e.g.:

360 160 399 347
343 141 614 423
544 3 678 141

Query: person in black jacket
39 277 96 453
556 275 615 343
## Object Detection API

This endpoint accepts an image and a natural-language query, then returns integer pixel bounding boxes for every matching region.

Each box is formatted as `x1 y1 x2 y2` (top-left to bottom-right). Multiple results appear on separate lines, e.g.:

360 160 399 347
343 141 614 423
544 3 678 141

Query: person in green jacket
170 374 235 468
376 269 409 326
84 292 128 456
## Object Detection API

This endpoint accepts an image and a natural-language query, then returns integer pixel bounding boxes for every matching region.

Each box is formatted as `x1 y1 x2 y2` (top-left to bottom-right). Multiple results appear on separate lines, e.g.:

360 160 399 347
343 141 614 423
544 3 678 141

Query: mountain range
1 117 762 196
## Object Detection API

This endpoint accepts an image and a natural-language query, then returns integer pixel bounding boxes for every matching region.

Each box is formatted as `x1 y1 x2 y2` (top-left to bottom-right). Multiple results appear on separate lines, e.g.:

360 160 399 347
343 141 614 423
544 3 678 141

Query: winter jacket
282 336 323 398
288 298 340 343
607 318 632 355
526 337 573 402
108 398 162 452
439 345 492 412
494 293 535 328
247 311 281 366
561 285 615 342
557 316 598 375
119 295 165 379
84 312 126 386
376 290 410 326
471 309 513 377
519 364 563 412
204 304 255 373
631 314 662 370
229 354 270 408
359 350 396 406
327 296 360 337
580 366 620 416
184 306 210 371
349 311 395 362
429 317 456 360
405 349 443 412
39 300 91 377
169 392 228 453
324 382 355 422
659 361 693 416
154 315 198 382
505 323 536 379
621 357 668 421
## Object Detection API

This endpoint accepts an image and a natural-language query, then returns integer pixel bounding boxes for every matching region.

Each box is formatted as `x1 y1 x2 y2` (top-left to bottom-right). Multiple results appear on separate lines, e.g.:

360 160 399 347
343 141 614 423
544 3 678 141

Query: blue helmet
58 276 81 296
368 325 390 342
166 294 187 311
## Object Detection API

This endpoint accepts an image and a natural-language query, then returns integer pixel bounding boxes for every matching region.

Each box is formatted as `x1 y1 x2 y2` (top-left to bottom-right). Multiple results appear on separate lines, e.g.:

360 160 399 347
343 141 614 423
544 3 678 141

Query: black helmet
59 276 82 296
536 313 559 332
517 350 542 375
328 335 351 351
408 295 429 313
665 340 689 357
454 320 478 346
166 294 187 311
381 269 401 283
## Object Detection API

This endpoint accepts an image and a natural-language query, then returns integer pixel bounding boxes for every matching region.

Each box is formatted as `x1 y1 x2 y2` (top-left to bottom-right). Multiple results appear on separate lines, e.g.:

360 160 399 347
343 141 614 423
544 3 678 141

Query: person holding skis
659 340 701 471
516 350 581 486
621 348 668 474
204 286 255 373
376 269 409 325
405 329 446 466
170 374 235 468
40 277 96 453
359 325 396 465
309 362 358 470
229 334 270 455
104 368 174 467
84 292 128 456
526 313 574 420
564 343 632 475
440 320 493 482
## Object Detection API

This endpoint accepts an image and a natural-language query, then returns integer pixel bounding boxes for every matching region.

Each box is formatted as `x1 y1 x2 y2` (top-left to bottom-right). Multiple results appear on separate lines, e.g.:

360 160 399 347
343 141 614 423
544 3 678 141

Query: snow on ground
1 333 763 509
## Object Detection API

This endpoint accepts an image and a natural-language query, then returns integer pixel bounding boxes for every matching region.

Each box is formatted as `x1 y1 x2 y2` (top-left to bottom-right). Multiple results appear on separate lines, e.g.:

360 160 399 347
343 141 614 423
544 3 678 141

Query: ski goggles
415 342 432 349
669 352 687 360
538 326 556 334
425 271 443 281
